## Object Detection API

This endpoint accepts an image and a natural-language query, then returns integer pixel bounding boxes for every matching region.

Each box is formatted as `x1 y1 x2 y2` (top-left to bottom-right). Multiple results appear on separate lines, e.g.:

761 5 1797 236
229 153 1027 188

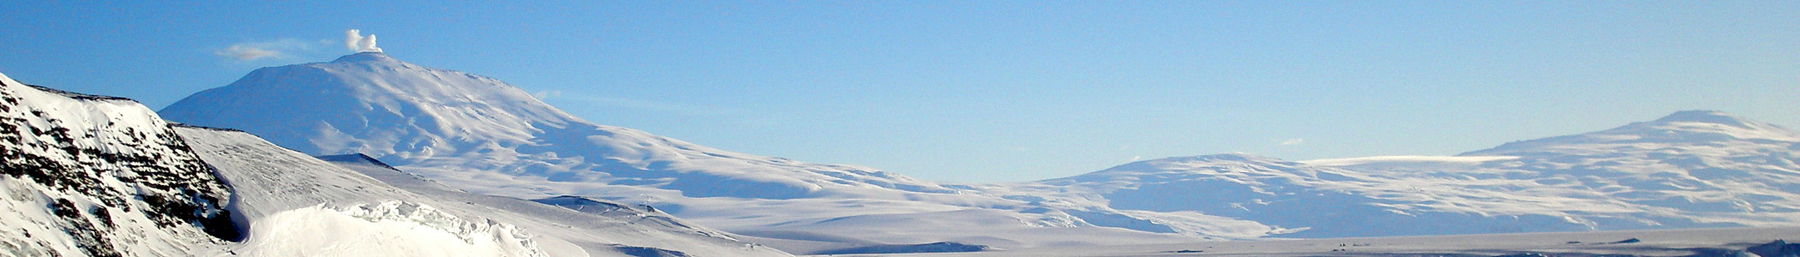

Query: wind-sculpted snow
0 72 237 257
175 127 554 256
231 202 546 257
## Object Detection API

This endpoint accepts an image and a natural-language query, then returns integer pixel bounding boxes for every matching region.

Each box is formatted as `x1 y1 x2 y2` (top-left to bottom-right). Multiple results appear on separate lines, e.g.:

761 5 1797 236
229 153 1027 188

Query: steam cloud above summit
344 29 383 53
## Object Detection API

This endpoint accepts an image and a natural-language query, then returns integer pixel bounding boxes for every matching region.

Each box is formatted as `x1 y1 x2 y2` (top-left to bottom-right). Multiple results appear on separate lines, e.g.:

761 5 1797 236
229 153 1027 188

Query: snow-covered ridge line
1300 155 1520 167
24 84 136 102
172 123 248 133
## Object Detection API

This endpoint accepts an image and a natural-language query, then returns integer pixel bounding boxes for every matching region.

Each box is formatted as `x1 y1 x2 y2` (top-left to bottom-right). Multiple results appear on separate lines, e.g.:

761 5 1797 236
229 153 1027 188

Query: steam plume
344 29 383 53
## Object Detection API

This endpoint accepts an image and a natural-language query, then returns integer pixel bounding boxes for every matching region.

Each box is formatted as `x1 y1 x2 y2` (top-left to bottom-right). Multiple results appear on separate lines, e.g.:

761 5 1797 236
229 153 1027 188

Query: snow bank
227 202 544 257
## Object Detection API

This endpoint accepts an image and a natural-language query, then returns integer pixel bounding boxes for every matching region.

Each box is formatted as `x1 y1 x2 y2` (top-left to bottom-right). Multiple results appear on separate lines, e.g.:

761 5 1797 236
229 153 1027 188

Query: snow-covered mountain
1455 110 1800 226
155 51 1800 253
162 52 951 200
2 70 790 256
988 110 1800 238
160 52 1209 253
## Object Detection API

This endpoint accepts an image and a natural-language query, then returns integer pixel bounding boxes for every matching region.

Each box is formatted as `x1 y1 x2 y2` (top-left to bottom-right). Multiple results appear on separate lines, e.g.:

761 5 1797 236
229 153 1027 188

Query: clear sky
2 1 1796 182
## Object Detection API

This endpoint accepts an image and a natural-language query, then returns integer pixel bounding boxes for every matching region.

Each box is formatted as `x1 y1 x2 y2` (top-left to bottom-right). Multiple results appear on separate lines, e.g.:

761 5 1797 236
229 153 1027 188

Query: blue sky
2 1 1796 182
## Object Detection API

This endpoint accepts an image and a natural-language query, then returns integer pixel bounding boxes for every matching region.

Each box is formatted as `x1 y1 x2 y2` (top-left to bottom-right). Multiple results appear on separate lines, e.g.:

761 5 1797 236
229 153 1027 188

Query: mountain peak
1463 110 1798 156
1633 110 1798 140
1088 153 1296 175
331 52 400 64
1171 153 1281 163
162 52 579 157
1652 110 1755 128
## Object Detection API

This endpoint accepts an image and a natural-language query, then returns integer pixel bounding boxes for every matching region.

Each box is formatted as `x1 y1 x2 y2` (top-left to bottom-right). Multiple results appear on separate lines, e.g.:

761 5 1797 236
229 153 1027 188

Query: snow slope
177 127 792 257
174 127 551 257
316 153 790 257
0 72 237 257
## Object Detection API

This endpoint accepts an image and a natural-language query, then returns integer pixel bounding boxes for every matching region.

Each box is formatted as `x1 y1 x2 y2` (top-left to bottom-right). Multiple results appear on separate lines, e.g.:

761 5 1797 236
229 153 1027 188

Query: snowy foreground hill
1 72 235 256
155 52 1800 254
0 71 789 256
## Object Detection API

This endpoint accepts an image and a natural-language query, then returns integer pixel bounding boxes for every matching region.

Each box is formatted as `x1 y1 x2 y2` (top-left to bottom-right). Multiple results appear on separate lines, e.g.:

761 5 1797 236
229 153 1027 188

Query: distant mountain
1458 110 1800 226
991 110 1800 238
1468 110 1799 156
162 52 951 200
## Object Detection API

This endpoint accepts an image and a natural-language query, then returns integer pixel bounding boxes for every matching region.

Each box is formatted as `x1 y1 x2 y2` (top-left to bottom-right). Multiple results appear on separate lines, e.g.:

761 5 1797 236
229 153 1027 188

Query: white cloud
214 39 312 61
215 45 281 60
345 29 383 53
1279 138 1305 146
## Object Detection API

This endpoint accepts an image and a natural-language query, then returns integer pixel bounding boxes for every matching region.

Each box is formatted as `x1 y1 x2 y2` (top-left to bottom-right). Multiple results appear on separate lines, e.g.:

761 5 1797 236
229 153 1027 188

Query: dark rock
1749 239 1800 257
815 242 990 255
614 246 690 257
